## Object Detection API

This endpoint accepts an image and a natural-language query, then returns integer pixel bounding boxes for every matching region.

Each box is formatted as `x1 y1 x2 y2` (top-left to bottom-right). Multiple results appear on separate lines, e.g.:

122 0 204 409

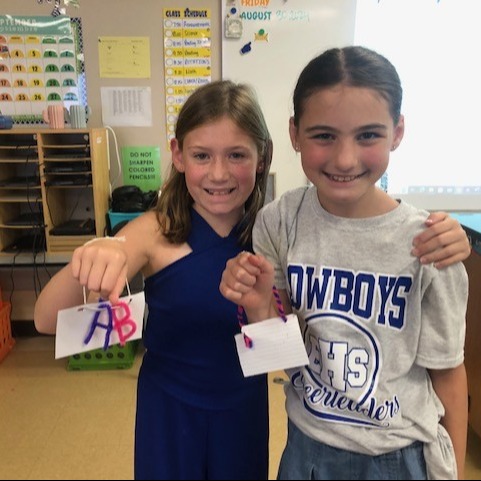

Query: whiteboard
222 0 356 198
354 0 481 212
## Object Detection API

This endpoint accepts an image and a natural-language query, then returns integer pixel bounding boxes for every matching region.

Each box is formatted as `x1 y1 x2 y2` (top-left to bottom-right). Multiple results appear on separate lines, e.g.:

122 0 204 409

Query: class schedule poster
0 15 84 124
163 8 211 145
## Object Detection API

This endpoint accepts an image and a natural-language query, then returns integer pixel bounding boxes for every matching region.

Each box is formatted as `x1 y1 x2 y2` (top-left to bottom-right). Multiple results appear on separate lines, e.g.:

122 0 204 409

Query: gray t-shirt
253 186 468 456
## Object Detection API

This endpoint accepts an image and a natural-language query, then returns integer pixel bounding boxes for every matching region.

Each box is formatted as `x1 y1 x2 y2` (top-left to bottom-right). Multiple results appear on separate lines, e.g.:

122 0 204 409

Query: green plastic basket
67 340 139 371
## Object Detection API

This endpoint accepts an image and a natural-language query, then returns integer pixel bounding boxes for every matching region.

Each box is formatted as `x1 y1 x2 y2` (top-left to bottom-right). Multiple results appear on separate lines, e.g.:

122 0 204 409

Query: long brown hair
156 80 272 247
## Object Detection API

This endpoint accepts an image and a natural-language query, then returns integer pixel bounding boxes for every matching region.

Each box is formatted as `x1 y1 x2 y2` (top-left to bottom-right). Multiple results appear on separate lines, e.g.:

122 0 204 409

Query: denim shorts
277 420 427 480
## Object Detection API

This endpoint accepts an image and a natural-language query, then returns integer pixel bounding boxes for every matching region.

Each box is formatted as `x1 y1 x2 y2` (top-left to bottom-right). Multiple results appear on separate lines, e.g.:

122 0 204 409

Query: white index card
235 314 308 377
55 291 145 359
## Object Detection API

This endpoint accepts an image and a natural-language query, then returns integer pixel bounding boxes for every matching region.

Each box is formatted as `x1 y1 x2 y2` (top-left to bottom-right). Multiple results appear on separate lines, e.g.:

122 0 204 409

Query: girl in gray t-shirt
220 46 469 480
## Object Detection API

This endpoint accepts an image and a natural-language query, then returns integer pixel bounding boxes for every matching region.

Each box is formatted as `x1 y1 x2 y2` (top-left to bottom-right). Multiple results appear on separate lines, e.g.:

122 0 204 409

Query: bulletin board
0 15 86 124
222 0 357 198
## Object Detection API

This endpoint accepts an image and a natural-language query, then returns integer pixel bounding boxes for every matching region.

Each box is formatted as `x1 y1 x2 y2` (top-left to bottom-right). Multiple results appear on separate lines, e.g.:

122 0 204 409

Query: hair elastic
83 235 126 247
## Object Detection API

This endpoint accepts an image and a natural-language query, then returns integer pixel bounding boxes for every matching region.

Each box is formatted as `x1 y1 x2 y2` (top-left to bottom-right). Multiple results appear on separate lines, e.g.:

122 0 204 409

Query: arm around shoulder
412 212 471 268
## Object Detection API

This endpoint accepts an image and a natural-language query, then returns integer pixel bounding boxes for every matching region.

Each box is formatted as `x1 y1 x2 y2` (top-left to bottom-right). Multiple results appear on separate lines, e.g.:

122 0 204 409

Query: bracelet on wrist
84 236 126 247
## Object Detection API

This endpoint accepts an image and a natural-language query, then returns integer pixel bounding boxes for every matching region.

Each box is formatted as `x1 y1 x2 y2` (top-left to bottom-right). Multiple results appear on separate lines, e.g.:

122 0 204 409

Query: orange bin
0 301 15 363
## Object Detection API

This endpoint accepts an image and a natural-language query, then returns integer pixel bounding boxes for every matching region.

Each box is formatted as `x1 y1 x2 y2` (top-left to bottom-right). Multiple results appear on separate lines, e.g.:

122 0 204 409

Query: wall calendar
0 15 86 125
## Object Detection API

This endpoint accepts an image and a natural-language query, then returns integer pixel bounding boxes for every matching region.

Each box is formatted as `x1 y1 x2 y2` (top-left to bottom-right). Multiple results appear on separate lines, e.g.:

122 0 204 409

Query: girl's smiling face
291 85 404 218
171 116 262 233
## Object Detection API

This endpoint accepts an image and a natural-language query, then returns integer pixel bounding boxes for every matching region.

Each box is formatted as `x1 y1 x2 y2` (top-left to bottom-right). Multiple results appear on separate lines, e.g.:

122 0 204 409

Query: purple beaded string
237 285 287 349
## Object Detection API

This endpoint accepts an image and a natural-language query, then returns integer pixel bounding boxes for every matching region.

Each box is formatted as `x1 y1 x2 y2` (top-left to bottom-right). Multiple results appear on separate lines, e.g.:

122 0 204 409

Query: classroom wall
222 0 356 198
0 0 222 188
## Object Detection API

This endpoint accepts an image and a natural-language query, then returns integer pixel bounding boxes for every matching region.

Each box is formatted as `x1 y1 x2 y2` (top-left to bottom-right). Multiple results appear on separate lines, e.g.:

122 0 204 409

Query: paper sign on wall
100 86 152 126
98 36 151 78
121 146 161 191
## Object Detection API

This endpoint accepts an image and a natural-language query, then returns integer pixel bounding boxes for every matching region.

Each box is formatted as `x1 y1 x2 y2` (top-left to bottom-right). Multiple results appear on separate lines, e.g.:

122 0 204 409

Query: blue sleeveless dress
135 209 269 480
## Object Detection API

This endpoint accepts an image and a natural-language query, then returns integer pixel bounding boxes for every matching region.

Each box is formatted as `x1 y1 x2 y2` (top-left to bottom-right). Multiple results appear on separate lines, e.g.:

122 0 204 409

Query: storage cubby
0 131 44 254
0 128 109 258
